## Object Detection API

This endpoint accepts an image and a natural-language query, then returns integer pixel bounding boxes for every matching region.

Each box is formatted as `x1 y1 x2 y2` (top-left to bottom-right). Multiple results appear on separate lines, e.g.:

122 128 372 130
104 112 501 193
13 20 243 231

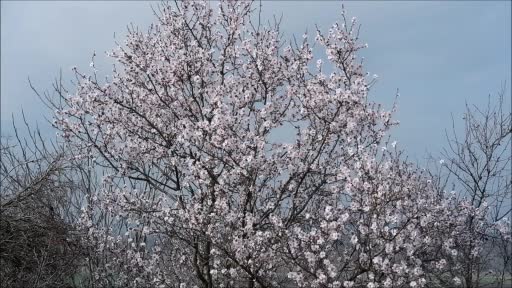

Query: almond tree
51 1 481 287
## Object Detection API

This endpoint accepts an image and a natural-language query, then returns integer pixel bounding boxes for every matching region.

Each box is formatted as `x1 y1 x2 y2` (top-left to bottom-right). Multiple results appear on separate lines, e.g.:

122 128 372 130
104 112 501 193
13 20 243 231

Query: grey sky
1 1 510 161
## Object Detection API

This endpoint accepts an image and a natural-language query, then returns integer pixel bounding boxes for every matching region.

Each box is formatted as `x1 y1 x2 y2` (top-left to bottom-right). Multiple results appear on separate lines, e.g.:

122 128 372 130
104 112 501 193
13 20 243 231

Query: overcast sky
1 1 510 161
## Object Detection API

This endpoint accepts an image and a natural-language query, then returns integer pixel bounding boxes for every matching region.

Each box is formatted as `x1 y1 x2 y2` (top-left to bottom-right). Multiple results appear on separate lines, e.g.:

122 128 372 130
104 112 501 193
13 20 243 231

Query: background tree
428 88 511 288
0 118 87 288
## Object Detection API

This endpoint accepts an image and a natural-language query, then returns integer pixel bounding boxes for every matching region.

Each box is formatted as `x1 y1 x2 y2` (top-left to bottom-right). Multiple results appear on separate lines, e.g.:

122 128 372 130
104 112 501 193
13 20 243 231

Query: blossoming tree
52 1 494 287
